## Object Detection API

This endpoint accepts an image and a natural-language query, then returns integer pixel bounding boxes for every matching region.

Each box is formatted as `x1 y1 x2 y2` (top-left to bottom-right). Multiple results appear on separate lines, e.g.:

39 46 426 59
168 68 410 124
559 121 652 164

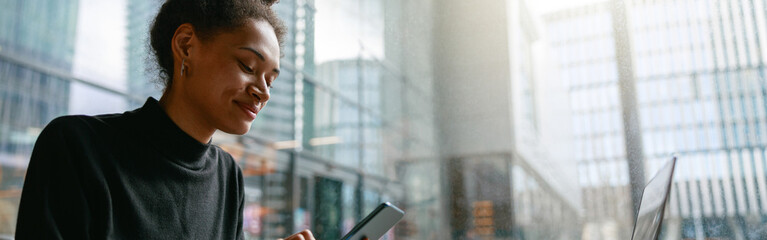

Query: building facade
545 0 767 239
0 0 79 235
434 0 582 239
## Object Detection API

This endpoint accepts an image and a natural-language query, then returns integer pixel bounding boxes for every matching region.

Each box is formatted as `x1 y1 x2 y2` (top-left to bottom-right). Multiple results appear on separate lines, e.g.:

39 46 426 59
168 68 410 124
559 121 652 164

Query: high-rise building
544 3 633 238
434 0 582 239
0 0 79 235
545 0 767 238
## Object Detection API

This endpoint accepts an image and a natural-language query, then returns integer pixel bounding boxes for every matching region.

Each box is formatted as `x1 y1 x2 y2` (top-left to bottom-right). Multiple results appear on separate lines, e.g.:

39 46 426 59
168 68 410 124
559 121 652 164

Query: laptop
631 156 678 240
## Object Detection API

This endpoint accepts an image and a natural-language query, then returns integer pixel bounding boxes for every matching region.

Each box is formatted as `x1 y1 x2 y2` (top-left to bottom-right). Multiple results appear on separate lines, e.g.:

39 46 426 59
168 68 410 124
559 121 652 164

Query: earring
180 57 187 77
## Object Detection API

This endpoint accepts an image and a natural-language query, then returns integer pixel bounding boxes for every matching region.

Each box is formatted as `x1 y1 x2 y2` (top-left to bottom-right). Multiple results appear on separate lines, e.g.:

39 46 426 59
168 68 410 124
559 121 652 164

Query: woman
15 0 314 239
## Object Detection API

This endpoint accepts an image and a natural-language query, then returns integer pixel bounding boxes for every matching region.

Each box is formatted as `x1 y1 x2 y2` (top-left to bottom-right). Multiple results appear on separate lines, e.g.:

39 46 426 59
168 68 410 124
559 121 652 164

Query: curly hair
149 0 287 90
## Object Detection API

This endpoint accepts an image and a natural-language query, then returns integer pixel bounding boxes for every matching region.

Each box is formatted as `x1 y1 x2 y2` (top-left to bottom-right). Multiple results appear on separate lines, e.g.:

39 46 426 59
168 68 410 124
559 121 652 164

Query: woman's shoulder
43 113 123 134
42 115 97 135
38 113 132 147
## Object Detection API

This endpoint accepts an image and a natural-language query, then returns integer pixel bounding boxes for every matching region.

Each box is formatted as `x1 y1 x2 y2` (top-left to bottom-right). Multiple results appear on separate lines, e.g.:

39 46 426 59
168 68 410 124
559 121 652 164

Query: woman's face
182 19 280 135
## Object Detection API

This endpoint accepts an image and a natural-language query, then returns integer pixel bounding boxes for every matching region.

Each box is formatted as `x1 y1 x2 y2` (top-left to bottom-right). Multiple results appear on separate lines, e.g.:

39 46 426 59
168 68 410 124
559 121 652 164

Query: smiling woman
13 0 314 239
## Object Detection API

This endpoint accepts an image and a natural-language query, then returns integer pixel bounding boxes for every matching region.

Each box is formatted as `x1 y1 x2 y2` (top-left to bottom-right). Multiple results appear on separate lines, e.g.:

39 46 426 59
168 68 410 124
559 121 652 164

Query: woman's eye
239 61 254 73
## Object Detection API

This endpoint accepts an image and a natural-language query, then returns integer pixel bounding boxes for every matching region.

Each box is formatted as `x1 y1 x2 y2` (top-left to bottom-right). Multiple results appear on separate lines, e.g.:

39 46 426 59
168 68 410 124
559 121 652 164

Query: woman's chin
220 123 252 135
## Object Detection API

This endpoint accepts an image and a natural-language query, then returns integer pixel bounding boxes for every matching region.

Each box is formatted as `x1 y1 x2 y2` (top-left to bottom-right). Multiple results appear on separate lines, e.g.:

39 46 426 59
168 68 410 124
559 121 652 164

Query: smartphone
340 202 405 240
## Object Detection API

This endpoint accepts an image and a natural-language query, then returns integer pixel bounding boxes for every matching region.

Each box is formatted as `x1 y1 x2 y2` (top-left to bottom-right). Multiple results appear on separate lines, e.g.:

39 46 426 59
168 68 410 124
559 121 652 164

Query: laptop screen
631 157 677 240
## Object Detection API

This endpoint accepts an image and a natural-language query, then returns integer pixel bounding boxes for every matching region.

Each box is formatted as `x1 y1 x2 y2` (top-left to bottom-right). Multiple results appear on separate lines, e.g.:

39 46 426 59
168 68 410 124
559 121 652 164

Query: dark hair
149 0 286 90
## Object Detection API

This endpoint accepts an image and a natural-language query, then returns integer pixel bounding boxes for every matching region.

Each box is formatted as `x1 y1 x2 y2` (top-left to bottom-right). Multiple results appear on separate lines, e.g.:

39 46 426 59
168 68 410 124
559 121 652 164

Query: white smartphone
340 202 405 240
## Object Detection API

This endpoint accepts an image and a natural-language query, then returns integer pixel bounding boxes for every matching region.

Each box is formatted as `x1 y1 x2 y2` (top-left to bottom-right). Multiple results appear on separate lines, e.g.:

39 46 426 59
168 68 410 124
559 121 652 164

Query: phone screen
340 202 405 240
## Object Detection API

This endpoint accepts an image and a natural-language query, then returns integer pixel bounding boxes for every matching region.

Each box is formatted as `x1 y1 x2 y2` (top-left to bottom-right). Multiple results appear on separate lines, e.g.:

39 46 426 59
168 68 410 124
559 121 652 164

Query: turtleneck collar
130 97 212 169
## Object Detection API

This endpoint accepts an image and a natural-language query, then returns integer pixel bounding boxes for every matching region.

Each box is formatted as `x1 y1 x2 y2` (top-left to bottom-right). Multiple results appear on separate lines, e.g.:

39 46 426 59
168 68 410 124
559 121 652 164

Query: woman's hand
278 229 316 240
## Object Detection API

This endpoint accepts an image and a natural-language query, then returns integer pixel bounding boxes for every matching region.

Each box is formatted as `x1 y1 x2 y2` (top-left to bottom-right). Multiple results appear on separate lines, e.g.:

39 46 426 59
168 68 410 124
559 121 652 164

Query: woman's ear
171 23 196 73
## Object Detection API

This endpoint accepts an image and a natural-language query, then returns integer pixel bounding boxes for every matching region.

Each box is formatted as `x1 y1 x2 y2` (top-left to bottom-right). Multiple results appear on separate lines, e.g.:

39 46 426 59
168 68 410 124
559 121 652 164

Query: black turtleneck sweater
15 98 244 240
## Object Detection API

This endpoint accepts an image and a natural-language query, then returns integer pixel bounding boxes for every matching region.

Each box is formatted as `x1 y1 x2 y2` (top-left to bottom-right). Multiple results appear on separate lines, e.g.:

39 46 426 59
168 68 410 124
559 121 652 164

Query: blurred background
1 0 767 239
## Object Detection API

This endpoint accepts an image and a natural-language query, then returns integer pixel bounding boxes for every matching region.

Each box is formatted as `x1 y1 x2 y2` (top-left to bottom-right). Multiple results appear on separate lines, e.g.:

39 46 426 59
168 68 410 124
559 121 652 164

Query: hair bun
261 0 278 6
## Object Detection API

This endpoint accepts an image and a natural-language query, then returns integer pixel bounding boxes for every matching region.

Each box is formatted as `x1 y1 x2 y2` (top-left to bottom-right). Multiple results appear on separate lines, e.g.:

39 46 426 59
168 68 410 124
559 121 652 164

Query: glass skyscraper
0 0 79 235
433 0 583 239
545 0 767 238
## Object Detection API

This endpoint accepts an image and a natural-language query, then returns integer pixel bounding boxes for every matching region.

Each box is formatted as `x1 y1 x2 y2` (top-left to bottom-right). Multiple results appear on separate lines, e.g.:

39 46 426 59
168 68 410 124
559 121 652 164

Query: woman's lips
236 101 258 120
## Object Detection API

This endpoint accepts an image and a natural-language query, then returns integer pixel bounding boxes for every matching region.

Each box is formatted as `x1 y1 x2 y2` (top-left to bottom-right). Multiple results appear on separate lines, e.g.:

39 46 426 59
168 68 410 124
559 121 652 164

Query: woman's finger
284 229 315 240
298 229 315 240
286 234 305 240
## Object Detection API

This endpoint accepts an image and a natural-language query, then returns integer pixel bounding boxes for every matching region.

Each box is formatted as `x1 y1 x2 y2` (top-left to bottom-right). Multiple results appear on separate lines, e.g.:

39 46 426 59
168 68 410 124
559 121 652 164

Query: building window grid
552 10 627 190
291 56 436 173
548 0 767 235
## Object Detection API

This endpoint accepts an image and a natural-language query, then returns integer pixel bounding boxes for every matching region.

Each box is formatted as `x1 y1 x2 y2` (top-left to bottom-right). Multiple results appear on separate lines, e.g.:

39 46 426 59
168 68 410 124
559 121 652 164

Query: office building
0 0 79 234
545 0 767 238
434 0 582 239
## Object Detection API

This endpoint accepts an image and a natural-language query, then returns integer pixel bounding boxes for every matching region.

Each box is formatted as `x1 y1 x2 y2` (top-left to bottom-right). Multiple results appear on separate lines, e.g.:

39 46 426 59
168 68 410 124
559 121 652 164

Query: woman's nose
248 84 270 103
